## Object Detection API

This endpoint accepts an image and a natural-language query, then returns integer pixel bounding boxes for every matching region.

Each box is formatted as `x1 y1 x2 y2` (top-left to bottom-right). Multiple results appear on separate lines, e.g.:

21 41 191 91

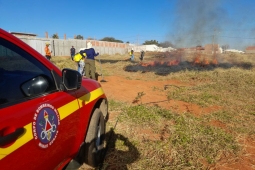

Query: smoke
170 0 228 48
167 0 255 50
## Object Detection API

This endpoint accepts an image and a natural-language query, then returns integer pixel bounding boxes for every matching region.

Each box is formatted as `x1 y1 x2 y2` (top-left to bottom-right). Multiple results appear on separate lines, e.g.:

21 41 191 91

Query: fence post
53 40 55 56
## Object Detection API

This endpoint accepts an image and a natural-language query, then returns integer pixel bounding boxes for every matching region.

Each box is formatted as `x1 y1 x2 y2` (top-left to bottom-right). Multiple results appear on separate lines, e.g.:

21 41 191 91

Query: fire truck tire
100 99 108 121
84 108 106 167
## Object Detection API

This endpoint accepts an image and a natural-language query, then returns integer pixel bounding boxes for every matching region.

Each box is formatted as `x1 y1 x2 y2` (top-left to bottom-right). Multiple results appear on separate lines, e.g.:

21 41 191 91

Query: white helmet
87 42 92 49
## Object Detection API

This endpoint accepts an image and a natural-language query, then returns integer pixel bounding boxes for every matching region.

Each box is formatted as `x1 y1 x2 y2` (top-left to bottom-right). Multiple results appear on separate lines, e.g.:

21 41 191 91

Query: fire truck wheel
100 99 108 121
84 108 106 167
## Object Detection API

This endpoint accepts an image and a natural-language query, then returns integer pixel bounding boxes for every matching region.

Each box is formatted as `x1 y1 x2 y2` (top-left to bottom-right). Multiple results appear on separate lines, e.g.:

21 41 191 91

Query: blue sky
1 0 255 50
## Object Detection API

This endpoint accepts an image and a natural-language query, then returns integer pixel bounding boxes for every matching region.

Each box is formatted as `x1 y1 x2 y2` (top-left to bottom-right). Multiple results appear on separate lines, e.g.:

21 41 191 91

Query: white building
225 49 244 53
128 44 175 52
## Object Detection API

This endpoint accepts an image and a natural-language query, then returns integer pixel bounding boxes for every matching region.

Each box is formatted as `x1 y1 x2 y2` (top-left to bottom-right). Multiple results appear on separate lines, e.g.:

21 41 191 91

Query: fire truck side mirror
62 69 82 91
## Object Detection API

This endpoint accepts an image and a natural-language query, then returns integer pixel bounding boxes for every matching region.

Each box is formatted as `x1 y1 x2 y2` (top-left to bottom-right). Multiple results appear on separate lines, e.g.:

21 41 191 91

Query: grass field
52 52 255 169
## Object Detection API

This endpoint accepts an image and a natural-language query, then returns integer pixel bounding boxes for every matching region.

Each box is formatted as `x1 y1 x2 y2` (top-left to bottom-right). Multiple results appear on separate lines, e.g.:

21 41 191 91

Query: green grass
105 103 239 169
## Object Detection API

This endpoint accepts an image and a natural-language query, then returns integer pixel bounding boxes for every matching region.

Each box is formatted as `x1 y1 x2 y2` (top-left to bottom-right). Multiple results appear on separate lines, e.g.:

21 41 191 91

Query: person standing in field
44 42 51 60
84 42 99 80
78 52 86 75
140 50 145 62
70 46 76 60
130 49 134 61
73 49 86 76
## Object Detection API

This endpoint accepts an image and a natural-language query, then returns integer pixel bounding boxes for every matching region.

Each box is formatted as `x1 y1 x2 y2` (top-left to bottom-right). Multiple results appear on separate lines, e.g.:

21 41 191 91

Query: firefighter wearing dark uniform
84 42 99 80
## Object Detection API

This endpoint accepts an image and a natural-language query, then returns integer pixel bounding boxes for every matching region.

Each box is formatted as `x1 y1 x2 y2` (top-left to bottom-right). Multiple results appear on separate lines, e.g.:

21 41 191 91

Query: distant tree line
143 40 175 48
100 37 123 43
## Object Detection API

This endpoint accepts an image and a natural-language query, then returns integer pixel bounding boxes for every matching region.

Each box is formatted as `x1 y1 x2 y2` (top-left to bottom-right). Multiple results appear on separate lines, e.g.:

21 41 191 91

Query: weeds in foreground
132 91 145 104
103 102 239 169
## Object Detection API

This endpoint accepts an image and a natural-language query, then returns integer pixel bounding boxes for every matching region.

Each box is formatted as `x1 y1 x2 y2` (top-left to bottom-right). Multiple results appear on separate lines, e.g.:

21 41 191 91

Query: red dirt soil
100 75 220 116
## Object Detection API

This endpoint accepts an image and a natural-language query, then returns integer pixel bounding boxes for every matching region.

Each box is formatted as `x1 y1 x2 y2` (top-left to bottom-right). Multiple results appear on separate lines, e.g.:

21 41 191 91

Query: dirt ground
98 75 255 170
100 75 221 116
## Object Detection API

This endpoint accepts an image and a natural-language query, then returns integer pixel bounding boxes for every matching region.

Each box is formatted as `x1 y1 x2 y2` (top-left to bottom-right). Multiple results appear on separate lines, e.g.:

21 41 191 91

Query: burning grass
52 52 255 169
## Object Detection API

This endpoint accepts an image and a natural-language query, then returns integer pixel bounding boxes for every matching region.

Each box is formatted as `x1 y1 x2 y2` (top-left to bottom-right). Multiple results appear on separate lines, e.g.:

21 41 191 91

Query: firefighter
44 43 52 60
140 50 145 61
84 42 99 80
130 49 134 61
77 50 86 75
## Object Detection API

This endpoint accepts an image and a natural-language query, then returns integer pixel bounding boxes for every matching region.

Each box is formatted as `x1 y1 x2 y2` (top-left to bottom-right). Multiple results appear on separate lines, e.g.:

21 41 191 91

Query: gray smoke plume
168 0 255 50
171 0 227 48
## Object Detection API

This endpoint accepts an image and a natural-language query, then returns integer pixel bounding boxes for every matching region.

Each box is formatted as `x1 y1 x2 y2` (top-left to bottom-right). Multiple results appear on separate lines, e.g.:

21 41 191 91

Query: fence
18 37 129 56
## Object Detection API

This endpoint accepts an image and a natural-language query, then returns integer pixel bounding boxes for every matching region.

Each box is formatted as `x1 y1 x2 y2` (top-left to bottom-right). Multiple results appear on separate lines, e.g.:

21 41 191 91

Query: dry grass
53 52 255 170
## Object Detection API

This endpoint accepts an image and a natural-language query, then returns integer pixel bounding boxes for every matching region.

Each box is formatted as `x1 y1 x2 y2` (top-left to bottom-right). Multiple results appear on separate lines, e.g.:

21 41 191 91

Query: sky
1 0 255 50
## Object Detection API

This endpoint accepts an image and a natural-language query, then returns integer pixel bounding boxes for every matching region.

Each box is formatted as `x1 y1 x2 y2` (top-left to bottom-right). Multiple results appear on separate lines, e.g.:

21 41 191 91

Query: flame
139 53 218 68
140 62 154 67
203 58 209 65
167 60 180 66
193 57 201 64
193 52 218 66
193 52 201 65
212 58 218 65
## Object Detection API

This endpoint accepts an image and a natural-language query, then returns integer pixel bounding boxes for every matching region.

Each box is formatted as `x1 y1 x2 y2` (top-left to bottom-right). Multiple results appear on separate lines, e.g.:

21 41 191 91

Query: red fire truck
0 28 108 169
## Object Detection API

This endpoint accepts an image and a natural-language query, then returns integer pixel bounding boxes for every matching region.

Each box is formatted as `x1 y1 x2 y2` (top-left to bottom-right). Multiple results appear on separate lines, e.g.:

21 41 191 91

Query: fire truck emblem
32 104 60 149
40 111 57 141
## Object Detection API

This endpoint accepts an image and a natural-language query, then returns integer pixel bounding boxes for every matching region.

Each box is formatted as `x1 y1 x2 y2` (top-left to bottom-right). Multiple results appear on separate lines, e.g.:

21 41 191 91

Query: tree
52 33 59 39
75 35 84 40
100 37 123 43
143 40 159 46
